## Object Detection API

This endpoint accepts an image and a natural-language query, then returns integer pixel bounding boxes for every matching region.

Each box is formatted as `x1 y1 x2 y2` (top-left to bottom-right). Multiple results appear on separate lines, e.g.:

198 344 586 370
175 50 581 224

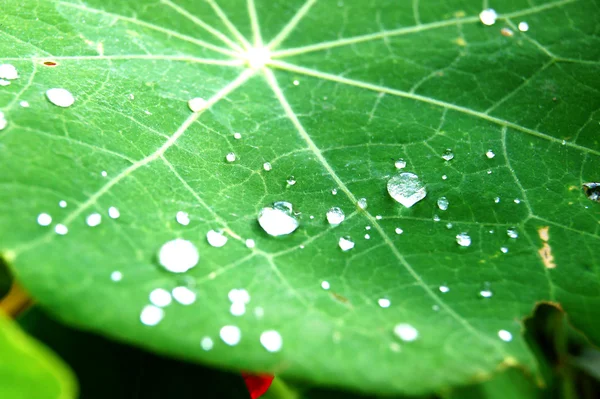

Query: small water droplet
432 304 440 311
442 175 448 180
263 162 272 171
19 100 29 108
140 305 164 326
456 232 471 247
245 239 255 248
479 8 497 26
254 307 264 318
101 171 108 177
583 183 600 202
393 323 418 342
441 149 454 161
387 172 427 208
220 325 241 346
225 152 236 162
188 97 207 112
37 213 52 226
260 330 283 352
378 298 391 308
228 288 250 304
439 285 450 293
514 198 521 204
437 197 449 211
286 176 296 186
338 236 355 251
494 197 500 203
501 247 508 253
0 64 19 80
108 206 120 219
446 223 453 229
321 281 330 290
293 79 299 86
365 226 371 230
233 132 242 139
176 211 190 226
58 200 67 208
158 239 199 273
486 150 495 159
201 337 213 351
55 224 68 235
0 80 9 88
46 88 75 107
172 286 196 305
230 302 246 316
364 233 370 239
206 229 228 247
357 198 368 209
395 227 403 234
507 228 518 239
326 207 345 226
394 159 407 169
479 282 493 298
149 288 172 307
518 21 529 32
487 170 492 175
331 188 338 195
110 271 122 282
86 213 102 227
257 202 299 236
433 214 441 222
498 329 513 342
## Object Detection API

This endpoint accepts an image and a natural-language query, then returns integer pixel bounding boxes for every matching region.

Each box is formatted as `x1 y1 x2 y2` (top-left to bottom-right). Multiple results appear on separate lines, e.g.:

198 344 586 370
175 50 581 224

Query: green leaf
1 0 599 395
0 312 76 399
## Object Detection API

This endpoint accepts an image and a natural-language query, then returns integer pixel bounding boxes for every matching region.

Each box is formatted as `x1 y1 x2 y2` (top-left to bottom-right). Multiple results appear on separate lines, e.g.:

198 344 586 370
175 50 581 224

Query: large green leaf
1 0 599 395
0 312 76 399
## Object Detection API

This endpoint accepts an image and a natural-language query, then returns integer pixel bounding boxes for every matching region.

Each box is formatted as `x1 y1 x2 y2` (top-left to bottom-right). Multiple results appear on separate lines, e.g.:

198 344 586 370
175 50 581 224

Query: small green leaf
0 0 599 395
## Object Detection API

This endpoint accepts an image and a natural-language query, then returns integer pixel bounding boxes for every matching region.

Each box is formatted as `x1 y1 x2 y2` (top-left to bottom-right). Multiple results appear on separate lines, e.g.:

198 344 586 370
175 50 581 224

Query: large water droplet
86 213 102 227
387 172 427 208
158 238 199 273
583 183 599 202
393 323 418 342
437 197 449 211
326 207 345 226
140 305 164 326
149 288 172 307
0 64 18 80
394 159 406 169
257 202 299 236
46 88 75 108
260 330 283 352
206 229 228 247
479 8 497 26
37 213 52 226
357 198 367 209
456 232 471 247
172 286 196 305
338 236 355 251
220 325 241 346
188 97 207 112
441 149 454 161
498 329 512 342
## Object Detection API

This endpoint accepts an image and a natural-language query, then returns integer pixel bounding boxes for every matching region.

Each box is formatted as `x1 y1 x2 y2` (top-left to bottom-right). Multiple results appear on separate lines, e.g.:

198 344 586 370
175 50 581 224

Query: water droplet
230 302 246 316
364 233 370 239
365 226 371 230
375 215 382 220
172 286 196 305
437 197 449 211
0 64 18 80
442 175 448 180
188 97 207 112
233 132 242 139
501 247 508 253
201 337 213 351
108 206 120 219
479 8 497 26
441 149 454 161
0 80 9 88
286 176 296 186
498 329 513 342
140 305 164 326
37 213 52 226
456 232 471 247
494 197 500 203
86 213 102 227
518 21 529 32
583 183 599 202
19 100 29 108
439 285 450 293
446 223 453 229
260 330 283 352
393 323 418 342
257 202 299 237
158 239 199 273
507 228 518 239
357 198 368 209
387 172 427 208
55 224 68 235
46 88 75 108
514 198 521 204
228 288 250 304
220 325 241 346
225 152 236 162
432 304 440 311
309 215 314 219
254 307 264 318
326 207 345 226
479 289 493 298
293 79 300 86
321 281 330 290
59 200 67 208
378 298 391 308
263 162 272 171
338 236 355 251
128 93 135 100
176 211 190 226
395 227 403 235
245 239 255 248
331 188 338 195
110 271 122 281
433 214 441 222
486 150 495 159
206 229 228 247
500 27 514 37
394 159 407 169
149 288 172 307
101 170 108 177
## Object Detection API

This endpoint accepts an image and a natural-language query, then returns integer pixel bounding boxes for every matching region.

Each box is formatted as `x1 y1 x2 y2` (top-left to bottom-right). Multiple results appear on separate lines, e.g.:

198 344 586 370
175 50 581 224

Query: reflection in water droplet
225 152 236 162
110 271 122 281
507 228 518 239
439 285 450 293
518 21 529 31
395 227 403 235
46 88 75 107
176 211 190 226
321 281 330 290
583 183 600 202
498 329 512 342
158 239 199 273
59 200 67 208
220 325 241 346
201 337 213 351
86 213 102 227
140 305 164 326
37 213 52 226
387 172 427 208
479 8 497 25
188 97 207 112
486 150 495 159
378 298 391 308
456 232 471 247
441 149 454 161
357 198 367 209
326 207 345 226
172 286 196 305
263 162 272 171
258 202 299 236
149 288 172 307
393 323 418 342
437 197 449 211
338 236 355 251
394 159 407 169
260 330 283 352
206 230 228 247
286 176 296 186
245 239 255 248
55 224 68 235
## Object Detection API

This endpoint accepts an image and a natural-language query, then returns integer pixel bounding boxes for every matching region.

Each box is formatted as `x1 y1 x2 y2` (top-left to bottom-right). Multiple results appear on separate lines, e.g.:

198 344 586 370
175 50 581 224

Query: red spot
42 61 57 67
242 372 274 399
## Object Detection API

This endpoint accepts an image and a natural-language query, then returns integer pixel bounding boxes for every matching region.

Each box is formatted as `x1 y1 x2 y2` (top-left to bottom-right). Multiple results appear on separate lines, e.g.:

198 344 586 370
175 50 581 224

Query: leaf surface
1 0 599 395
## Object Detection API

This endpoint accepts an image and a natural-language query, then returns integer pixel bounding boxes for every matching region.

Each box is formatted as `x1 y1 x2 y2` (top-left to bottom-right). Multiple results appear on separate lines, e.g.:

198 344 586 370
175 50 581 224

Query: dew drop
46 88 75 108
108 206 120 219
393 323 418 342
20 100 29 108
158 238 199 273
387 172 427 208
479 289 493 298
225 152 236 162
441 149 454 161
286 176 296 186
220 325 241 346
201 337 213 351
446 222 453 229
293 79 299 86
0 80 9 88
258 202 299 237
338 236 355 251
433 214 441 222
437 196 449 211
149 288 172 307
188 97 207 112
326 207 345 226
0 64 18 80
479 8 497 26
172 286 196 305
254 307 264 318
456 232 471 247
37 213 52 226
331 188 338 195
378 298 391 308
375 215 382 220
233 132 242 139
442 175 448 180
55 224 68 235
86 213 102 227
228 288 250 304
395 227 403 235
176 211 190 226
245 239 255 248
321 281 330 290
230 302 246 316
439 285 450 293
365 226 371 230
260 330 283 352
364 234 370 240
486 150 495 159
394 159 407 169
110 271 122 282
140 305 164 326
357 198 368 209
206 229 228 247
498 329 513 342
501 247 509 253
263 162 272 171
494 197 500 203
507 228 518 239
0 113 7 131
518 21 529 32
583 183 599 202
514 198 521 204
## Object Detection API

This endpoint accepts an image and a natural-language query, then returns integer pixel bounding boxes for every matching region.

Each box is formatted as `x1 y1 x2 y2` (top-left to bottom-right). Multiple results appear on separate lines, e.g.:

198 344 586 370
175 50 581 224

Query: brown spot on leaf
538 226 550 242
42 61 58 67
537 226 555 268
